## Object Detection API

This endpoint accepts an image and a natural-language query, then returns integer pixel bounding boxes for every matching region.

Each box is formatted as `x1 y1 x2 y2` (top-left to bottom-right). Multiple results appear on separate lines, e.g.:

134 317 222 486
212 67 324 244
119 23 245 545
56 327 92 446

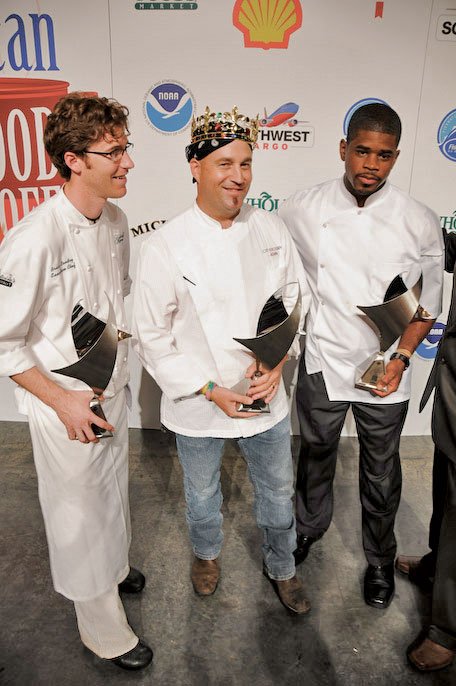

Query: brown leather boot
191 557 220 596
263 568 311 614
407 637 455 671
395 555 434 592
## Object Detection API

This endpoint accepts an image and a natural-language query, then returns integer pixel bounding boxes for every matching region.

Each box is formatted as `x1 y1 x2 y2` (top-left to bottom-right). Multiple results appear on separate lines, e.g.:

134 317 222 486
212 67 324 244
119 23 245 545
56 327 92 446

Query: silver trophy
232 282 301 413
52 298 131 438
355 275 422 391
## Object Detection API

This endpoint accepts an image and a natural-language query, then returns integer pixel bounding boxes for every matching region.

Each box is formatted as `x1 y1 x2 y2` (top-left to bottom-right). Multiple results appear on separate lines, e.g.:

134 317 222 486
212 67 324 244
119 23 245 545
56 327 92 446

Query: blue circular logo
437 109 456 161
144 80 195 135
415 321 446 360
343 97 388 137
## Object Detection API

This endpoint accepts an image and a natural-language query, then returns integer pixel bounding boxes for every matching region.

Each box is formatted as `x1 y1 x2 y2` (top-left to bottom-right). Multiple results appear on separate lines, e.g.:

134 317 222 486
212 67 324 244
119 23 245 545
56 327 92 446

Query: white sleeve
131 236 209 400
419 206 444 318
0 231 45 376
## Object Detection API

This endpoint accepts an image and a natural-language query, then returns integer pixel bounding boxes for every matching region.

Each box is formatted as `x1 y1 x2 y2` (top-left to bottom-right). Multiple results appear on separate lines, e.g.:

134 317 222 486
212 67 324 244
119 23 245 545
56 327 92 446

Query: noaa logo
343 97 388 136
416 321 446 360
144 81 195 135
437 110 456 161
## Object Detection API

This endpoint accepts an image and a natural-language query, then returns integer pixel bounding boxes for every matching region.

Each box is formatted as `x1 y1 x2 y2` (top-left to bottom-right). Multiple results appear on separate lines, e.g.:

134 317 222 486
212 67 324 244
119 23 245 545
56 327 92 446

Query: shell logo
233 0 302 50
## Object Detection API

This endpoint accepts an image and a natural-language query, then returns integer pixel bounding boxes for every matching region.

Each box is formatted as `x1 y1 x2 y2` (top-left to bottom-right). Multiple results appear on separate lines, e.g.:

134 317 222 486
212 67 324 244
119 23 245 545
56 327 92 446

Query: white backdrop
0 0 455 434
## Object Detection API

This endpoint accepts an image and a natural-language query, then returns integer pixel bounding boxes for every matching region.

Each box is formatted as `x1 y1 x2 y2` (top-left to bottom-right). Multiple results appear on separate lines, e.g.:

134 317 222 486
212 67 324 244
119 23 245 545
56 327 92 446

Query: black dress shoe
293 533 322 566
118 567 146 594
110 640 153 671
364 562 395 609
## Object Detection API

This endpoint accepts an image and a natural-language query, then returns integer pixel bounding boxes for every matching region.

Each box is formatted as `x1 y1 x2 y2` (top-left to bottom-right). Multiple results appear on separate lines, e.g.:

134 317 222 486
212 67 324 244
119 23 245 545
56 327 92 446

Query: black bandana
185 137 235 162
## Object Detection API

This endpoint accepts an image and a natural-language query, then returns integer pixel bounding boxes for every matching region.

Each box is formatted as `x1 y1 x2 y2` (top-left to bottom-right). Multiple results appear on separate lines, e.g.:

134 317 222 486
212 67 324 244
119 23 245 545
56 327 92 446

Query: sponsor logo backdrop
0 0 454 436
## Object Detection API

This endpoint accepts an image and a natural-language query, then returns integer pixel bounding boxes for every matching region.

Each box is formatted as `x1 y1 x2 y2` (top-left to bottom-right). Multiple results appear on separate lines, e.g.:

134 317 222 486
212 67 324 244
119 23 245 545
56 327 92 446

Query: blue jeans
175 415 296 580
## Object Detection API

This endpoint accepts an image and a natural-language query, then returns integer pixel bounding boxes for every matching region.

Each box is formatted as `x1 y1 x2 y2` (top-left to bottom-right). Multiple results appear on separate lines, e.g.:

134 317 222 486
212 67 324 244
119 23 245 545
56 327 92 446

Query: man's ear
339 139 347 162
189 158 200 184
63 151 84 175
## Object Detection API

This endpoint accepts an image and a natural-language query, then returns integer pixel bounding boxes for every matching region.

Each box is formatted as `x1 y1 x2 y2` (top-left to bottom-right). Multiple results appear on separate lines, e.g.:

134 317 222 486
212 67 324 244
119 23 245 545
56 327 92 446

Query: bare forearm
11 366 66 411
397 319 435 354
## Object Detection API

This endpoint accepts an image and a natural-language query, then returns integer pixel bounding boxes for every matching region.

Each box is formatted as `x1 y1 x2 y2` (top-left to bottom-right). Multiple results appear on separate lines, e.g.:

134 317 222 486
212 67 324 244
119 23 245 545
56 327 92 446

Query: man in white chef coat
279 103 443 609
132 106 311 614
0 94 152 670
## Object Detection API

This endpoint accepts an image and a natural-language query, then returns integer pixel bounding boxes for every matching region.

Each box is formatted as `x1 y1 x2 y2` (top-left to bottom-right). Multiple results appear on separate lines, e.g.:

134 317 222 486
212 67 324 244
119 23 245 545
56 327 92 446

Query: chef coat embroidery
50 258 76 278
262 246 282 257
0 272 14 287
114 233 124 244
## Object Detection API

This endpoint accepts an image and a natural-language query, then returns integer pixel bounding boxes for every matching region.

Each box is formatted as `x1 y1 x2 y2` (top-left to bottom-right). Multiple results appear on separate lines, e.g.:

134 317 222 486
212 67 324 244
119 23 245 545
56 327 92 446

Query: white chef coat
279 179 444 403
0 188 131 410
132 202 310 438
0 188 132 600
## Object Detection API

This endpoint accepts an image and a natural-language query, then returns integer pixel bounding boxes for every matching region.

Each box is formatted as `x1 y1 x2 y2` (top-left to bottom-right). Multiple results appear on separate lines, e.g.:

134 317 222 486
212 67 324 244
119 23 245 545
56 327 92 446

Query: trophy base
355 354 386 392
231 378 271 414
90 397 113 438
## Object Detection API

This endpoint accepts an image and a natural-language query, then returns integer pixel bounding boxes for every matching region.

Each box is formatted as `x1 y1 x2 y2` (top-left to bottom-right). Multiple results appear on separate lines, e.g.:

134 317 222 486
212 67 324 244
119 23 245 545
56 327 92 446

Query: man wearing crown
133 106 311 613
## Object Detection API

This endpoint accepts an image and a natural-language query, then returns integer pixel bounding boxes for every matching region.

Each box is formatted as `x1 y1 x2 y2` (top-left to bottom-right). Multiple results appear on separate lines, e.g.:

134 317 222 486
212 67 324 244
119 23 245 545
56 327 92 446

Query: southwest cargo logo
144 81 195 135
438 110 456 161
255 102 313 151
233 0 302 50
416 321 446 360
135 2 198 9
343 97 388 136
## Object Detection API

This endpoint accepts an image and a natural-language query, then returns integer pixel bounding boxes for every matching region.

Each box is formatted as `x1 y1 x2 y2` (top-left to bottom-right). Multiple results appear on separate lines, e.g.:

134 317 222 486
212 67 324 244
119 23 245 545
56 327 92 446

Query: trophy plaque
355 275 422 391
52 298 131 438
232 282 301 413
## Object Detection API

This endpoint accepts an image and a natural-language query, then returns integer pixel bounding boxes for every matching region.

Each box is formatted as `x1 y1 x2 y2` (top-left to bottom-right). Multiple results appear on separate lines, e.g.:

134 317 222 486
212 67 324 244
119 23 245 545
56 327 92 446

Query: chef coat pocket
369 262 416 303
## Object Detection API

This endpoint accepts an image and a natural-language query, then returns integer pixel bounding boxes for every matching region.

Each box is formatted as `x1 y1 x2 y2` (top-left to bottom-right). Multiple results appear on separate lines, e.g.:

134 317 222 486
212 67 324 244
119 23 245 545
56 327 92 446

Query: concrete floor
0 421 454 686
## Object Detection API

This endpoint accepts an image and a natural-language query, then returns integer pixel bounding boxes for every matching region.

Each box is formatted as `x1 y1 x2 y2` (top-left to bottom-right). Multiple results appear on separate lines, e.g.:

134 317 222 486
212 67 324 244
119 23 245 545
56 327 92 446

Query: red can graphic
0 77 69 240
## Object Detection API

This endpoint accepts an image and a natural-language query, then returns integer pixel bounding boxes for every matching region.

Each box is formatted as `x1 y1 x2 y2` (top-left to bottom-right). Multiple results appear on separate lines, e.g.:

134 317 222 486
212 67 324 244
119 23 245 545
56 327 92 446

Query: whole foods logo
416 321 446 360
135 1 197 9
343 97 388 137
233 0 302 50
246 191 282 212
255 102 313 151
441 211 456 233
144 80 195 135
437 110 456 162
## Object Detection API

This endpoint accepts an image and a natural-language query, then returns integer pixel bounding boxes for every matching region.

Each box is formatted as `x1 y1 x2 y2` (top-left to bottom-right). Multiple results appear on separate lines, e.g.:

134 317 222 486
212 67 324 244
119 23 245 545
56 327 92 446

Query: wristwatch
390 352 410 369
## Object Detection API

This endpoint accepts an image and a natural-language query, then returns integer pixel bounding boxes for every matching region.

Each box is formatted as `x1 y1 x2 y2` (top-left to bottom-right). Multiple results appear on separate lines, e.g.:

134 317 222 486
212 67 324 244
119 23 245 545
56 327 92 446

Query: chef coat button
121 322 126 327
320 263 325 269
123 356 127 362
117 289 121 295
322 223 327 228
357 210 362 215
74 228 80 235
320 300 325 306
93 302 99 310
87 265 92 272
111 252 117 258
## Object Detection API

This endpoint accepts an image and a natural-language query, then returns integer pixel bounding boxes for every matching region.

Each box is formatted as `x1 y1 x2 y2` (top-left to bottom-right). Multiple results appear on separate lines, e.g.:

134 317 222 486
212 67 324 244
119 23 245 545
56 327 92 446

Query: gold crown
190 106 259 146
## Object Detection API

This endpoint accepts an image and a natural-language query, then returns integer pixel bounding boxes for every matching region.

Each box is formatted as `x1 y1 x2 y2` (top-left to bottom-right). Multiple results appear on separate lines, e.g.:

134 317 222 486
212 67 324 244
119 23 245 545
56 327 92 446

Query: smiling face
340 129 400 206
80 129 134 201
190 139 253 227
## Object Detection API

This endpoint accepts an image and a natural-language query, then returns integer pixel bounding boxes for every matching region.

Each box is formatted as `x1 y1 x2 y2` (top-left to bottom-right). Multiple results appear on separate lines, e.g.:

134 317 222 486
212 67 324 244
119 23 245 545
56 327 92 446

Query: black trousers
295 358 408 566
425 449 456 650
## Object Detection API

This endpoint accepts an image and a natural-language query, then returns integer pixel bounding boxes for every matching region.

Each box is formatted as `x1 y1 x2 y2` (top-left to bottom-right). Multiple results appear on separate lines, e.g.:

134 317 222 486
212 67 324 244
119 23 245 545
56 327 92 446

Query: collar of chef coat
336 176 391 211
58 186 107 229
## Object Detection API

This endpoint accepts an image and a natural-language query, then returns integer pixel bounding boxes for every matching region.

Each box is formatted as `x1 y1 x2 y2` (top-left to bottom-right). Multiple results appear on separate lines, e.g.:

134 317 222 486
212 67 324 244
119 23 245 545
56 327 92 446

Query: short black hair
346 103 401 145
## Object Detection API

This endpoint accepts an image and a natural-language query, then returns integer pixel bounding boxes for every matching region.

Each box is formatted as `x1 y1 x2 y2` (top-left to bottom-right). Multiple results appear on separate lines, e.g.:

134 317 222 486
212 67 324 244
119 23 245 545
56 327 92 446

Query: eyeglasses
83 142 134 163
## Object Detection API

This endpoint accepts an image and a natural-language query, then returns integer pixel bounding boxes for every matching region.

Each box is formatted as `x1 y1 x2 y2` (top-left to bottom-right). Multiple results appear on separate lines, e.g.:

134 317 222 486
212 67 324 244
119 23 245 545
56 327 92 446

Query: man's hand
372 358 406 398
245 355 288 404
11 366 114 443
51 388 114 443
210 385 258 419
